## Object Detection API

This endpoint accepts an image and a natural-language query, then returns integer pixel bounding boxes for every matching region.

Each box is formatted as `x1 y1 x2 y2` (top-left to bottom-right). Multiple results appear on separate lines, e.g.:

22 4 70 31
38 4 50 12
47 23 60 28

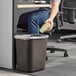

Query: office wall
0 0 12 68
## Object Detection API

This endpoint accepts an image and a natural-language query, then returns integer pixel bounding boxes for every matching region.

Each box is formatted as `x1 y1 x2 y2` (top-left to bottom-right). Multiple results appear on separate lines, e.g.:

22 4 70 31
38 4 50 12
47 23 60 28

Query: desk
17 4 51 8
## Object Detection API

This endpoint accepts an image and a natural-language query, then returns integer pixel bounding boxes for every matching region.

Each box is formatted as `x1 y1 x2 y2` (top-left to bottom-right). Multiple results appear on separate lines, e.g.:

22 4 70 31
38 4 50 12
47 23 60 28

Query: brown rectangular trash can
14 34 48 72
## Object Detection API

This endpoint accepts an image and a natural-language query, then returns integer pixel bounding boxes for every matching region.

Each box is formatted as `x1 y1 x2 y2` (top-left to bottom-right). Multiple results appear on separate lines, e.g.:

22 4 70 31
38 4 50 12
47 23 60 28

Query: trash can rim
14 34 49 40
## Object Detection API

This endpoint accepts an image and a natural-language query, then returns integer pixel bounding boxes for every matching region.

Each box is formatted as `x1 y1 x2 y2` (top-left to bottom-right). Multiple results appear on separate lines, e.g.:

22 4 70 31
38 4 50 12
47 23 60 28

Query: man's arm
50 0 60 21
45 0 60 31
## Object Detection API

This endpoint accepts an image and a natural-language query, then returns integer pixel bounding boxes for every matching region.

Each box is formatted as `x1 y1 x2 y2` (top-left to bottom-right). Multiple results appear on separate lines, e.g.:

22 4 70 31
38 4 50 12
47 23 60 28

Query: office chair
57 0 76 42
47 0 69 57
47 0 76 58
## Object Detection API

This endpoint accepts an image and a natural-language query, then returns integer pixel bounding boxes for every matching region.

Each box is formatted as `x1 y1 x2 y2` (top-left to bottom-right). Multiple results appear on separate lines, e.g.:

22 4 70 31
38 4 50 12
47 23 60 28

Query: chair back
59 0 64 12
63 0 76 23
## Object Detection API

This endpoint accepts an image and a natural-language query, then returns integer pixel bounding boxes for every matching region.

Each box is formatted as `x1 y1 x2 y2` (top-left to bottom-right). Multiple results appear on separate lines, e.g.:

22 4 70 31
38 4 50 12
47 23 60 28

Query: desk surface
17 4 51 8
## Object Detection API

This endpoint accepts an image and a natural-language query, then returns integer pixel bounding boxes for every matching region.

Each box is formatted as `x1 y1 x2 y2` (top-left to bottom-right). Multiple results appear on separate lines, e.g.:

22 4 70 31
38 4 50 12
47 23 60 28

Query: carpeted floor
0 44 76 76
31 37 76 76
0 70 31 76
0 55 76 76
31 49 76 76
0 30 76 76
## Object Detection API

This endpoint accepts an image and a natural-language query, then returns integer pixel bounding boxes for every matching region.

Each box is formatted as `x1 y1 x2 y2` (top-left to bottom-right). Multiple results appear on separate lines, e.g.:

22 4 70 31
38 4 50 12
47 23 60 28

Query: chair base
57 34 76 42
47 46 68 57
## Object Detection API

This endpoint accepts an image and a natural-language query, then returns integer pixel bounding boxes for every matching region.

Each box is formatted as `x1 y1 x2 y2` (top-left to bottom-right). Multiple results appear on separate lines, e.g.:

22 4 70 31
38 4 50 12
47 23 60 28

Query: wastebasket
14 34 48 72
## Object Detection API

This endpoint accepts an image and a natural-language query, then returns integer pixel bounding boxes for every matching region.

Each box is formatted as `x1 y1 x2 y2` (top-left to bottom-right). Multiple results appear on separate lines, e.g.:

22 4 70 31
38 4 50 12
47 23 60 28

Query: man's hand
45 18 54 31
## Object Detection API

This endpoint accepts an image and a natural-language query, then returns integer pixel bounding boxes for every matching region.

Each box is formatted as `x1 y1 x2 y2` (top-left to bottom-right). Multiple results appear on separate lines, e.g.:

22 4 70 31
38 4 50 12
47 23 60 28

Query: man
17 0 60 34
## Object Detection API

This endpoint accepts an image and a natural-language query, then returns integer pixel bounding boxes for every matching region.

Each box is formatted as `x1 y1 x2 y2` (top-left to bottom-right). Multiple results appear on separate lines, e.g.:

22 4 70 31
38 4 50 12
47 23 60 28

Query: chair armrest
58 11 63 14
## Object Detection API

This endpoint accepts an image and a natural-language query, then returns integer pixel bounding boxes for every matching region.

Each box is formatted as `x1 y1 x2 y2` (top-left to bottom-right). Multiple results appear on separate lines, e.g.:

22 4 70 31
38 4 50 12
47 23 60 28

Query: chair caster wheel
46 56 48 60
64 53 68 57
57 39 61 43
50 50 55 53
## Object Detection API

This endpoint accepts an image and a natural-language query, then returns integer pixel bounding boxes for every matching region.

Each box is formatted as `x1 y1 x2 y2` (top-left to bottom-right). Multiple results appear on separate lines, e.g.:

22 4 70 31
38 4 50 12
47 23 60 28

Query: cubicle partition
0 0 13 69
